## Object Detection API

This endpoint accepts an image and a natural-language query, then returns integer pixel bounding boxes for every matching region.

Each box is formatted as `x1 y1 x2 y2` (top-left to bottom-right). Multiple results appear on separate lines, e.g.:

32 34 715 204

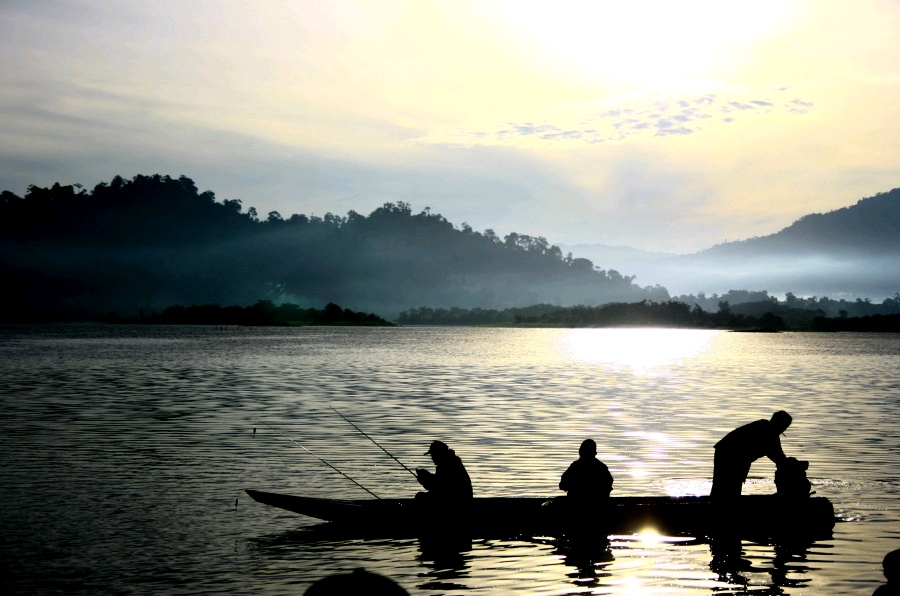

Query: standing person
415 440 473 502
559 439 614 501
711 410 792 499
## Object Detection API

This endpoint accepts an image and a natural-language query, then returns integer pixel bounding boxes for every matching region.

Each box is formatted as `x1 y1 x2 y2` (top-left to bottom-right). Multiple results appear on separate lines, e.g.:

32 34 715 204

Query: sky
1 0 898 253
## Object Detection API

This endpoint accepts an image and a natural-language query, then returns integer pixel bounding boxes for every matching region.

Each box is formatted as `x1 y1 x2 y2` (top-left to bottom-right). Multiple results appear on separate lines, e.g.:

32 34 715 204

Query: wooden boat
245 490 835 539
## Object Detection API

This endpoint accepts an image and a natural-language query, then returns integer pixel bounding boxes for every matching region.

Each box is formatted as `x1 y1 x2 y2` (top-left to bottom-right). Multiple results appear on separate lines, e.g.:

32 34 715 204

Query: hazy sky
2 0 898 252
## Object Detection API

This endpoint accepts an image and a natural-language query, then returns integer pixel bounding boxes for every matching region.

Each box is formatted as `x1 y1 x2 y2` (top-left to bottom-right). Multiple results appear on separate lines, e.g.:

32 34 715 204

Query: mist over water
1 325 898 593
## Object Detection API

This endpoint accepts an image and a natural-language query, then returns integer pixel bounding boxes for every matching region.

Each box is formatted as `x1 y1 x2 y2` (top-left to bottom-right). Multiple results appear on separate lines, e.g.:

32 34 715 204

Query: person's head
304 568 409 595
424 440 450 462
578 439 597 458
770 410 792 434
884 549 900 582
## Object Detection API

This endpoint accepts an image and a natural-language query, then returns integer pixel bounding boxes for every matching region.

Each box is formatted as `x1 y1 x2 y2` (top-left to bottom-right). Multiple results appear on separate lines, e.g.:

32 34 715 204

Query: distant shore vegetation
120 301 393 327
16 297 899 332
397 294 900 332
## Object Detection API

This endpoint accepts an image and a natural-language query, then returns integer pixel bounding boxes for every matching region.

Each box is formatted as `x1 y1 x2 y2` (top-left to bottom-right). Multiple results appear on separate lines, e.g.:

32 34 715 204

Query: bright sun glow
639 528 663 544
558 328 718 370
490 0 796 85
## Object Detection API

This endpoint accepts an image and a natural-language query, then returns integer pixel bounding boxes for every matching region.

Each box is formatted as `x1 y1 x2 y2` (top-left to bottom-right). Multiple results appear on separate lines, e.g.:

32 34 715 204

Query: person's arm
559 464 573 492
416 468 435 489
767 434 787 465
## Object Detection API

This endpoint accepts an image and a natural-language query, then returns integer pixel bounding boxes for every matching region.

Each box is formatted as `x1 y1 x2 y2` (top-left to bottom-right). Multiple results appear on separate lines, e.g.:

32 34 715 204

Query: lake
1 325 898 594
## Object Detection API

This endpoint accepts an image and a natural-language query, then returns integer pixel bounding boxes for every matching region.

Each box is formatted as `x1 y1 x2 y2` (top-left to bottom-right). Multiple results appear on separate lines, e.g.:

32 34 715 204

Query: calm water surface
1 325 898 594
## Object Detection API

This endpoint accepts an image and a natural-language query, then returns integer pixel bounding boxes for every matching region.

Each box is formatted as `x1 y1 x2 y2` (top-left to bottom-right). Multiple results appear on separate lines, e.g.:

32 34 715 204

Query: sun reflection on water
556 328 720 371
638 528 664 545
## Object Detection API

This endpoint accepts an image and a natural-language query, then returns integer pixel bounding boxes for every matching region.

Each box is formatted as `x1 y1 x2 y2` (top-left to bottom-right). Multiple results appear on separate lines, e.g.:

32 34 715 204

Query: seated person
416 440 473 502
559 439 614 501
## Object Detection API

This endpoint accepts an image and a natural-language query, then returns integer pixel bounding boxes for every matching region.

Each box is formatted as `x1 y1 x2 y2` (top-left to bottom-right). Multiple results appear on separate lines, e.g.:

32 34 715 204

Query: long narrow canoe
245 490 835 539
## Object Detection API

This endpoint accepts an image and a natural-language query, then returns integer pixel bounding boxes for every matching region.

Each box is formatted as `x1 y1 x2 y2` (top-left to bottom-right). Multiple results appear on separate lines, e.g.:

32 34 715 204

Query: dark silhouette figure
553 535 614 590
416 441 473 502
711 411 792 499
709 534 752 588
774 456 813 498
304 568 409 595
559 439 614 501
418 534 472 572
874 549 900 595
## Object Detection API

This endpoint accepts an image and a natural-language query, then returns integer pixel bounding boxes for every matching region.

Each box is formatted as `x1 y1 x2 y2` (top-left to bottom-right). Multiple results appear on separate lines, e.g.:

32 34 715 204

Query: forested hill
0 174 667 321
700 188 900 257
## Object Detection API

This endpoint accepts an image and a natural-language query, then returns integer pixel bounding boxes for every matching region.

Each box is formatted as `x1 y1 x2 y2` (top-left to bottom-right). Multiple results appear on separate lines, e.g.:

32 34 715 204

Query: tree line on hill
1 174 667 322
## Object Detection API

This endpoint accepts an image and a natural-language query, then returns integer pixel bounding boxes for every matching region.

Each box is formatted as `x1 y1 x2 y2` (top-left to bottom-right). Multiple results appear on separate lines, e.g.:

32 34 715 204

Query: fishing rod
254 417 381 499
330 406 419 479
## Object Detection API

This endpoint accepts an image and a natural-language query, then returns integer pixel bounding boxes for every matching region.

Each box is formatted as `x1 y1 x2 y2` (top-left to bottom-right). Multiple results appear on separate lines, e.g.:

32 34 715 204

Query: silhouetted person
559 439 614 501
874 549 900 595
304 568 409 595
711 411 792 499
416 440 473 502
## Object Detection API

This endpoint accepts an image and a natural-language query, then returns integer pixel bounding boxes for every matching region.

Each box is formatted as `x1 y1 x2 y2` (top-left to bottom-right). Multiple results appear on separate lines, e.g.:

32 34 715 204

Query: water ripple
1 325 898 593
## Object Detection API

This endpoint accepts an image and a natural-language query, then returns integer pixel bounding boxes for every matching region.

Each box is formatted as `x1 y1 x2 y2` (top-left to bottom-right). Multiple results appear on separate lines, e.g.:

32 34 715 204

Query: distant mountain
701 188 900 257
563 189 900 300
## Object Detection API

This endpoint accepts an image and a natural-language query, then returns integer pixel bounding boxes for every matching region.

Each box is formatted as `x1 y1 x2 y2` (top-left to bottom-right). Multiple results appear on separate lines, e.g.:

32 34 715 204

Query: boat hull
245 490 835 539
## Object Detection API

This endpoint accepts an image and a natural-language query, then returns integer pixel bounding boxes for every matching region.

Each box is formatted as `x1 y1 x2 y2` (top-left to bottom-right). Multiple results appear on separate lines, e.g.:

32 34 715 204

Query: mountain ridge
2 176 896 322
561 188 899 299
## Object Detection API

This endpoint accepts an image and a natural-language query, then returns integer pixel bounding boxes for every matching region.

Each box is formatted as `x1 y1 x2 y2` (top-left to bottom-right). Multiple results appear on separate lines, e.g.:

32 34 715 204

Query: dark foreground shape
304 568 409 595
245 490 835 540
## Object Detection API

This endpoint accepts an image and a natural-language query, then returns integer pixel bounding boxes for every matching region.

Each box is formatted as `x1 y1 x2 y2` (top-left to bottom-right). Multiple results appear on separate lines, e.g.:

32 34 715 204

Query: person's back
559 439 613 501
715 419 781 463
432 448 473 500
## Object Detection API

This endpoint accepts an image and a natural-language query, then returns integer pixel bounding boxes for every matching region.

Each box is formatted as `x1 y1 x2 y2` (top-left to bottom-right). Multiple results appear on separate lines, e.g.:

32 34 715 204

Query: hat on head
424 440 449 456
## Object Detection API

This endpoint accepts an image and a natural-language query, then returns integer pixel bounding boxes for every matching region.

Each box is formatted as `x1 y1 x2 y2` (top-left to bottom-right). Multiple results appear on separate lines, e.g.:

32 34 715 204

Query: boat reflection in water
547 534 615 591
416 534 473 593
246 519 832 594
709 534 821 592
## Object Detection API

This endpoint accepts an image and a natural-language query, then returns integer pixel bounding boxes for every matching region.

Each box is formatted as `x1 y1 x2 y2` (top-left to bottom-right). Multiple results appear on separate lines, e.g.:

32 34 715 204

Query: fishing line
330 406 419 479
254 416 381 499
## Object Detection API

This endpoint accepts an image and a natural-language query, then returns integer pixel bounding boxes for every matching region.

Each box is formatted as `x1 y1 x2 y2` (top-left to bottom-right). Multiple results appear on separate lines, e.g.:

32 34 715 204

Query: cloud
786 98 814 114
454 85 814 145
